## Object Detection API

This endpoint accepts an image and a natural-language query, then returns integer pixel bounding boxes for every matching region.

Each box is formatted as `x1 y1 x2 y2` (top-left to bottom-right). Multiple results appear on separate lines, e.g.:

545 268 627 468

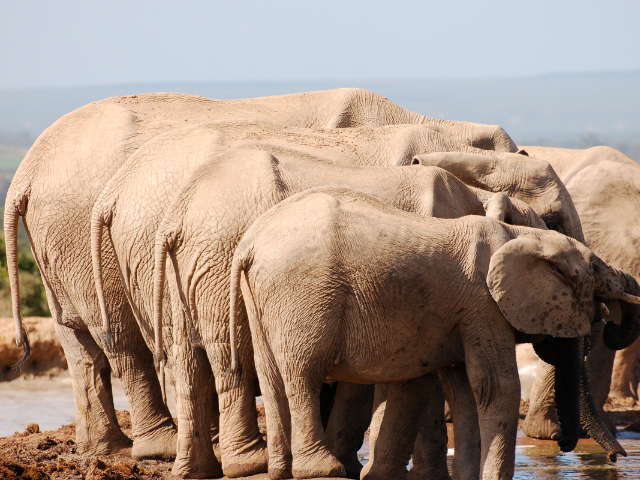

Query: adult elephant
516 146 640 439
91 120 512 478
228 186 640 480
5 88 515 463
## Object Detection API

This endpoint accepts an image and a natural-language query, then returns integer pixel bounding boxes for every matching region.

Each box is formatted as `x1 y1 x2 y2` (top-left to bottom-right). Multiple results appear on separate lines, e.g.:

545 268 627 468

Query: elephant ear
486 233 594 337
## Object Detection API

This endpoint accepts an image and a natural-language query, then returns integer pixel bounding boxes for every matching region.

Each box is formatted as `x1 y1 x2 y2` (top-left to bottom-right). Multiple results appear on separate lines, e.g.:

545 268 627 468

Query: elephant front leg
325 382 374 479
409 376 451 480
522 360 561 440
439 363 480 480
362 374 444 480
53 322 132 455
171 342 222 479
464 329 520 480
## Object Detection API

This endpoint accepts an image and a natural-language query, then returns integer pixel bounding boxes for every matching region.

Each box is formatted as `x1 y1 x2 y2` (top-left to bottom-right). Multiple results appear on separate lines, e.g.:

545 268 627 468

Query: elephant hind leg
251 318 293 480
282 369 346 480
53 321 132 455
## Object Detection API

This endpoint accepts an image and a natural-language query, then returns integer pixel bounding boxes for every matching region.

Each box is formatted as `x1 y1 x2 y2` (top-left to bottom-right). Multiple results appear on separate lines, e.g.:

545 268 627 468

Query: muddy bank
0 407 282 480
0 317 66 381
1 402 639 479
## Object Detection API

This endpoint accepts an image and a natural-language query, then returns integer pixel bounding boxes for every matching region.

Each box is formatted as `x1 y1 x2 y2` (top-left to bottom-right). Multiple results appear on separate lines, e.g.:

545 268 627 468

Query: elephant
514 145 640 439
228 186 640 480
145 132 592 477
91 118 518 477
5 88 515 462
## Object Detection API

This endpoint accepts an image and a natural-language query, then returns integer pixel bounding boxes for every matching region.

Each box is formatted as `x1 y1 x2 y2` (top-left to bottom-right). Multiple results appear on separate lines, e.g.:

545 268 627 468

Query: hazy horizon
2 1 640 88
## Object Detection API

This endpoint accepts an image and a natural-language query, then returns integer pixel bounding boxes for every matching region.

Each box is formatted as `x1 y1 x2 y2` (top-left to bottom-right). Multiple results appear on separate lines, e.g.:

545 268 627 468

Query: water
1 376 639 478
0 374 176 436
511 431 640 479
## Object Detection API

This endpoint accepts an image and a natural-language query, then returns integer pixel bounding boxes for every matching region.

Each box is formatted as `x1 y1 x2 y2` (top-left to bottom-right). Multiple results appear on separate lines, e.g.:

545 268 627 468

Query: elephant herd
5 88 640 480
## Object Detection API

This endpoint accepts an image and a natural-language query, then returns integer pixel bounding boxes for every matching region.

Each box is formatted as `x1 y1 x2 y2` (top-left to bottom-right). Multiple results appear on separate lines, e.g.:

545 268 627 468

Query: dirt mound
0 317 67 381
0 411 174 479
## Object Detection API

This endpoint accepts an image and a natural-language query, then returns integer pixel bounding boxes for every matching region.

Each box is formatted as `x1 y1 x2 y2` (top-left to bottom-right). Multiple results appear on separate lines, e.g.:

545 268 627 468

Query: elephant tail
153 228 172 404
229 244 253 376
4 191 31 368
90 201 114 349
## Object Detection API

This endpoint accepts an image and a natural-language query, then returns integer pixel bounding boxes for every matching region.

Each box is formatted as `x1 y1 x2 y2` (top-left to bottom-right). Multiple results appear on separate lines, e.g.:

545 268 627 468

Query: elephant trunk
90 205 113 349
152 233 169 405
4 200 30 367
534 337 581 452
579 360 627 461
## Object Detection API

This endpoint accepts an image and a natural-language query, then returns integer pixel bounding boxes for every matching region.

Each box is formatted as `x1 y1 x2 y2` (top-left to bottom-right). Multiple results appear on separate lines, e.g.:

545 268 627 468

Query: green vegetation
0 208 50 317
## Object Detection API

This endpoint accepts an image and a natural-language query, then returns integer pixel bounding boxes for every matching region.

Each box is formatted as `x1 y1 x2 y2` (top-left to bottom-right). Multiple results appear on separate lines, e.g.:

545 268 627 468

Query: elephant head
485 230 640 451
412 152 584 242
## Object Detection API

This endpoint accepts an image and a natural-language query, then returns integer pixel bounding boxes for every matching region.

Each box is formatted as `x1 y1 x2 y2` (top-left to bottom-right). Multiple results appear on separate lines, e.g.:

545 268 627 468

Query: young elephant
228 187 640 480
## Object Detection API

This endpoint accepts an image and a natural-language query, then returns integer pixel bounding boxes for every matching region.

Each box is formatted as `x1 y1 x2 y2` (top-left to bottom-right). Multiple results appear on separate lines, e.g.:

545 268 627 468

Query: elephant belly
326 331 462 384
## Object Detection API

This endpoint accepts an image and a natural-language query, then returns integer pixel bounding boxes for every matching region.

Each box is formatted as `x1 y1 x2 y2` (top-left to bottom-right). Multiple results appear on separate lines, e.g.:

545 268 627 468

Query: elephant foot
336 453 363 479
172 450 223 479
522 409 561 440
292 452 346 479
407 464 450 480
77 431 133 456
132 424 177 460
172 429 222 479
360 461 406 480
222 439 269 478
268 464 293 480
213 441 222 465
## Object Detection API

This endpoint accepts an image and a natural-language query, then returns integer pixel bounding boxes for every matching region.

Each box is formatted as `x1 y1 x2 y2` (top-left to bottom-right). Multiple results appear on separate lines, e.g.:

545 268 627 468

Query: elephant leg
281 370 345 479
211 389 222 464
252 331 292 480
610 339 640 404
362 374 443 480
585 330 617 434
464 330 520 480
325 382 374 479
522 360 561 440
208 343 268 478
53 321 132 454
171 341 222 478
88 311 177 460
439 364 480 480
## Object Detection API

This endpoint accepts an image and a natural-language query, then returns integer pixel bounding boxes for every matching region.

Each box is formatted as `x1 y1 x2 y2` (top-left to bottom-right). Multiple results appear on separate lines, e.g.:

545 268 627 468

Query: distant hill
1 71 639 159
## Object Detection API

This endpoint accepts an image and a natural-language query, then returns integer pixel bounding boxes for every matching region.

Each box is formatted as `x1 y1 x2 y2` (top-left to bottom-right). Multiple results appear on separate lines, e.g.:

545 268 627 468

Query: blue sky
1 1 639 88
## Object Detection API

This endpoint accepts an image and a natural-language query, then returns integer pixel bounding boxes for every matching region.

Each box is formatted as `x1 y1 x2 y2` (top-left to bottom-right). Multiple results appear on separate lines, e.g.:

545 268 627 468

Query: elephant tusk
600 302 610 316
619 293 640 305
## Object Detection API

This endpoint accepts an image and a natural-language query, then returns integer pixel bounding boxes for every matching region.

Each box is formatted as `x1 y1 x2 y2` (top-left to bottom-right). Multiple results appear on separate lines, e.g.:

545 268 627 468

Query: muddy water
511 431 640 479
0 374 176 436
1 376 639 478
